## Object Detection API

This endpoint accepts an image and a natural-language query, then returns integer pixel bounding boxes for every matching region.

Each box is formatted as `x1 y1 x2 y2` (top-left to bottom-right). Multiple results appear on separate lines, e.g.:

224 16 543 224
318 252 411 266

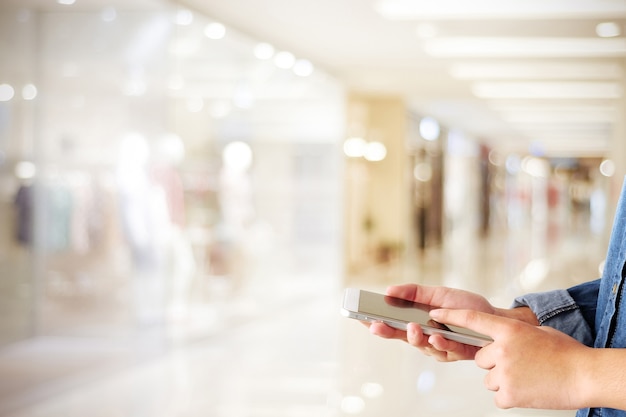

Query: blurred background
0 0 624 416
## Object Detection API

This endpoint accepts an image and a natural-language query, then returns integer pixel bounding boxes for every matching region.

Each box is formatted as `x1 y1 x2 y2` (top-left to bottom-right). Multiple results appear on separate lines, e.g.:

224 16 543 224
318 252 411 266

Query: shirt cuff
512 289 594 346
512 289 578 324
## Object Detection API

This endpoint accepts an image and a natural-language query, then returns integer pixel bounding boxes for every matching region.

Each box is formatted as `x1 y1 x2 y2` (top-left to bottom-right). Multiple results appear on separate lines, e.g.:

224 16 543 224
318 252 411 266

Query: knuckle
463 309 481 327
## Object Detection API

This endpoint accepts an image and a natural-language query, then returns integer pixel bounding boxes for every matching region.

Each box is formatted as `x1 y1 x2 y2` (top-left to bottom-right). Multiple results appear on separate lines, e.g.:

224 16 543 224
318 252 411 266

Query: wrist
576 347 626 410
576 346 597 409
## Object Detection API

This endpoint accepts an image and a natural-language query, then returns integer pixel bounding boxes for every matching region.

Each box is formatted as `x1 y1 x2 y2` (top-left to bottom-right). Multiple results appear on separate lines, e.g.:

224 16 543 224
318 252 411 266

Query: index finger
429 308 510 339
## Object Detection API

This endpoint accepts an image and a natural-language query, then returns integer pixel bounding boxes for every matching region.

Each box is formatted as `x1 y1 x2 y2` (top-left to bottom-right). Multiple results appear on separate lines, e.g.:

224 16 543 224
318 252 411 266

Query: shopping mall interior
0 0 625 416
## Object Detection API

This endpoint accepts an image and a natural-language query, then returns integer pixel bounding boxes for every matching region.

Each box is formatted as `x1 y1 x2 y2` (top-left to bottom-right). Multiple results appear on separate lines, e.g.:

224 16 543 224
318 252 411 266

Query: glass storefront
0 1 344 347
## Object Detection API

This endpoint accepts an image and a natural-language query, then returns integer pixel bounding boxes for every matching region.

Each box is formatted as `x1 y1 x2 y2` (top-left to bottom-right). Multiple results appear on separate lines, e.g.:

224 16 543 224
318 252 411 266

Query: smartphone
341 288 492 347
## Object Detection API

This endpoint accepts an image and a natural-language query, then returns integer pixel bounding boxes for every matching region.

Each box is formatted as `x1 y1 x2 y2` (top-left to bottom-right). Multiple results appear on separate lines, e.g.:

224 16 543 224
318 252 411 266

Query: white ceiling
4 0 625 158
178 0 626 158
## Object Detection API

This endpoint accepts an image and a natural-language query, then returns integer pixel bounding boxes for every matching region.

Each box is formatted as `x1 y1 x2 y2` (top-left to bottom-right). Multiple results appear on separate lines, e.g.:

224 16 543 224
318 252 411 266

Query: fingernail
429 309 443 319
407 323 417 341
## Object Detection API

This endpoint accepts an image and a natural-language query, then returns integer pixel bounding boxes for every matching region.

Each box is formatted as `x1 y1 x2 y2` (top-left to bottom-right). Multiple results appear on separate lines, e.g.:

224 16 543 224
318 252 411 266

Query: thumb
430 308 507 340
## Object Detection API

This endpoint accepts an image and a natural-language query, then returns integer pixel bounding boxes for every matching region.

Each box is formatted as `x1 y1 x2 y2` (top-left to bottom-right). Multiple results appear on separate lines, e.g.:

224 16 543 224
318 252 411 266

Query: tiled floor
0 223 607 417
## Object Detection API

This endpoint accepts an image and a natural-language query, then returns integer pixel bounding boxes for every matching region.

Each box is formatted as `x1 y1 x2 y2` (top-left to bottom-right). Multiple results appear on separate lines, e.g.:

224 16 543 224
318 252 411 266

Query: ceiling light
472 81 622 99
293 59 314 77
487 103 615 115
514 126 610 136
596 22 621 38
222 141 253 172
509 135 609 155
503 109 615 124
57 0 76 5
274 51 296 69
15 161 37 179
488 149 504 166
22 84 37 100
254 43 275 60
500 111 614 125
423 37 626 58
414 162 432 182
0 84 15 101
419 117 440 141
204 22 226 40
343 137 367 158
505 155 522 174
600 159 616 177
449 62 622 80
375 0 626 20
364 141 387 162
490 103 616 124
506 138 608 157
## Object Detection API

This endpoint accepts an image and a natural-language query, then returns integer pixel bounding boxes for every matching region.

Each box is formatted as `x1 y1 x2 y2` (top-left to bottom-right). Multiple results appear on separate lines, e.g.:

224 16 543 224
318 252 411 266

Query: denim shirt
513 178 626 417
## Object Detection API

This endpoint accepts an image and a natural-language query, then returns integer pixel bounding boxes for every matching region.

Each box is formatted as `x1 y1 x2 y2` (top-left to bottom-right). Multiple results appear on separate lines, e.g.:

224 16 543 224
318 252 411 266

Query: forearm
581 348 626 410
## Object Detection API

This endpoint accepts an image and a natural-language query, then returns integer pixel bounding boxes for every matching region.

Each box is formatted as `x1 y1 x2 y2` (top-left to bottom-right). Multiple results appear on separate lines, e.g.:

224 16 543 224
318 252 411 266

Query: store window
0 1 344 346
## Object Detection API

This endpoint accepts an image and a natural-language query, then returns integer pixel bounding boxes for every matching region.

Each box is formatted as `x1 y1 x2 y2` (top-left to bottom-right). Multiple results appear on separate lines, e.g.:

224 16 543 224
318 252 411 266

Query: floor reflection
0 225 605 417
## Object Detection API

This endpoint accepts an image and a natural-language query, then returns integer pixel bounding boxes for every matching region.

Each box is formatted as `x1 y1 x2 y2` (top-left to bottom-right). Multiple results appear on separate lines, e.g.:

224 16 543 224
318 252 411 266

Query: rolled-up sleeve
511 279 600 347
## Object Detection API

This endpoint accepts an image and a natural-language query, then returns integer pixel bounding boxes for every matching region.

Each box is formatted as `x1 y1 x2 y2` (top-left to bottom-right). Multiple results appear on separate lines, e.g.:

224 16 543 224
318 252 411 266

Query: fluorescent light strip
490 104 617 124
423 37 626 58
529 138 608 146
500 144 608 157
511 130 610 145
488 103 616 114
521 141 609 153
513 125 611 135
502 135 608 147
500 111 615 124
533 138 608 145
472 81 622 99
374 0 626 20
450 62 623 80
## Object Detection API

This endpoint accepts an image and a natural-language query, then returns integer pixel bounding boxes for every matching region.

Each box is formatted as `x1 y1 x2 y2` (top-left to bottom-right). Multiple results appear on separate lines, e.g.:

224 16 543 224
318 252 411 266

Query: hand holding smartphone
341 288 493 347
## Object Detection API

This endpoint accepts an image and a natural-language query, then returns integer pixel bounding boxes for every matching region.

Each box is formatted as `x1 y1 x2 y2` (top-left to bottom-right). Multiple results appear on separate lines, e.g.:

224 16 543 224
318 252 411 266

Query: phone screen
355 290 490 341
357 290 437 324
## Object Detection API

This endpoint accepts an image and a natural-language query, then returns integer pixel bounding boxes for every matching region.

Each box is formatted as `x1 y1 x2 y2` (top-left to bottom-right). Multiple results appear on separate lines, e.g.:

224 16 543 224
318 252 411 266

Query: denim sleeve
566 278 600 335
511 279 600 347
